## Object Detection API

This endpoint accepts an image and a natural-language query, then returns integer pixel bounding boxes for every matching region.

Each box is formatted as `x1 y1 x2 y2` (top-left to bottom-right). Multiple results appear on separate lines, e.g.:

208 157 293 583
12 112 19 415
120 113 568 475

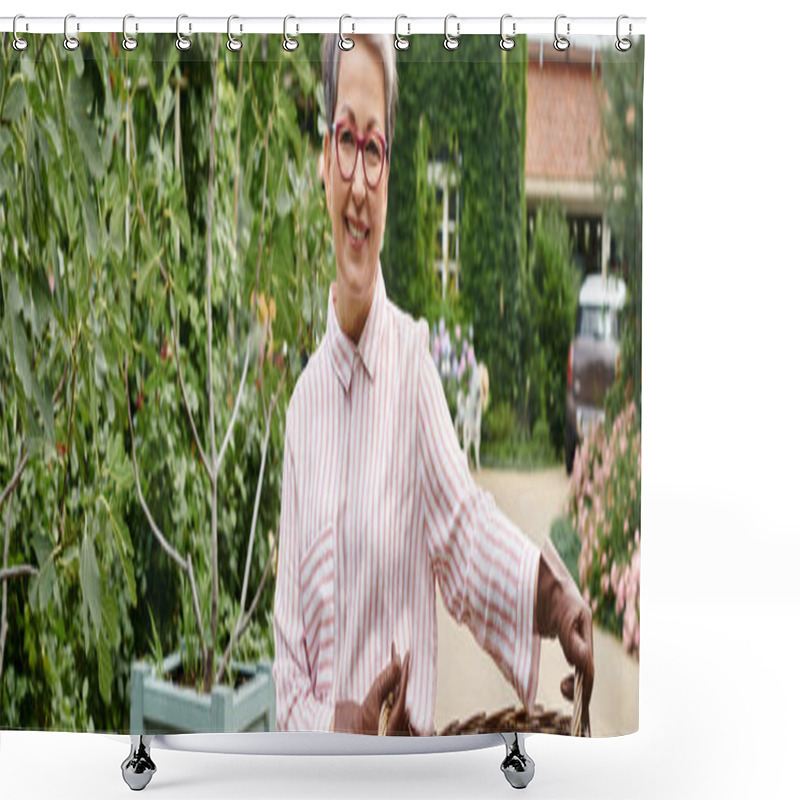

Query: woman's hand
332 650 402 734
385 651 412 735
535 540 595 707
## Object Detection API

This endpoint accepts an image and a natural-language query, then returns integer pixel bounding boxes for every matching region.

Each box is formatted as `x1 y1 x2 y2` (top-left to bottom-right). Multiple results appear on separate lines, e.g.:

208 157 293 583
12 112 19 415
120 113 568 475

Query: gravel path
432 466 639 737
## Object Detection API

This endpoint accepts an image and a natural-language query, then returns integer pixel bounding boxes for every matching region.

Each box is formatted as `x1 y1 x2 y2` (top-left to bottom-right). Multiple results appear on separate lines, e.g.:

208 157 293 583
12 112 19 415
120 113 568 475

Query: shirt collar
326 266 387 392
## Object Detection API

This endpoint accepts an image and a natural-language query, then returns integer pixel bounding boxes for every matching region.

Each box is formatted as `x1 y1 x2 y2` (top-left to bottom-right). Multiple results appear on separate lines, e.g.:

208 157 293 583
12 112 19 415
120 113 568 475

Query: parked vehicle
565 274 626 473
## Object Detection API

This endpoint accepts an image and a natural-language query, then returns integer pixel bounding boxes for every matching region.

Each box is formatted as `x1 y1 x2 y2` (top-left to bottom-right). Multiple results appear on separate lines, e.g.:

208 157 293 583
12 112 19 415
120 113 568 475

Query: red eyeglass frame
331 120 388 189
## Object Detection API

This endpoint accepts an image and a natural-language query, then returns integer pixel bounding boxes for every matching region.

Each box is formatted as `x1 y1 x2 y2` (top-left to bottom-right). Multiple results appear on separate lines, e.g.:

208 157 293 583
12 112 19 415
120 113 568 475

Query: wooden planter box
130 652 276 735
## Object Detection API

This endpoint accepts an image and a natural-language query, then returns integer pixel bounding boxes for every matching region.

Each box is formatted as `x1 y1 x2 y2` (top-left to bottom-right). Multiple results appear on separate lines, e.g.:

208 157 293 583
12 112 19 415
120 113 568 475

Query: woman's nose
351 152 367 201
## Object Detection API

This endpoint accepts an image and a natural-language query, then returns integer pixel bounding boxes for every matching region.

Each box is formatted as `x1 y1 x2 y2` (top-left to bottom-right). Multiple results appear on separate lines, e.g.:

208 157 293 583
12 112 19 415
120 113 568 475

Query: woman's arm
416 334 542 713
273 423 335 732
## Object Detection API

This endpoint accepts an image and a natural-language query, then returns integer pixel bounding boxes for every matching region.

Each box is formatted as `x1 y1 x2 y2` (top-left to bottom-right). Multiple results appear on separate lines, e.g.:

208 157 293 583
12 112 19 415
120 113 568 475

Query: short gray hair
322 34 398 161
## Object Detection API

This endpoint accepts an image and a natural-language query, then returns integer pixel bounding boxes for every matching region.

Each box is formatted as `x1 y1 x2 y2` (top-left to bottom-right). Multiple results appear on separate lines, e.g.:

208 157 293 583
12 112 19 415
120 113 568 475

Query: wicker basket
437 671 591 737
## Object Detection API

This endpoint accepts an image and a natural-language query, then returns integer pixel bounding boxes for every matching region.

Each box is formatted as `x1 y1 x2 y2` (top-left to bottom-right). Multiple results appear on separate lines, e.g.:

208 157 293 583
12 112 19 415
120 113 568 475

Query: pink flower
601 574 610 593
455 324 461 341
467 345 475 368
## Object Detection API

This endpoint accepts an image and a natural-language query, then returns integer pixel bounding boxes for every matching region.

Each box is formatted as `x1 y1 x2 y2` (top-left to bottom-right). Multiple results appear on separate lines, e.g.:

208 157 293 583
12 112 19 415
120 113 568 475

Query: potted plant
120 38 328 737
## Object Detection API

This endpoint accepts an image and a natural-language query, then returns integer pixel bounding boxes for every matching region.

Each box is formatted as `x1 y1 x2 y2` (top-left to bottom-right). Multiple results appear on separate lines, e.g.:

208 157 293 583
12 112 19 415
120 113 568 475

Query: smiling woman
272 33 594 745
322 35 394 343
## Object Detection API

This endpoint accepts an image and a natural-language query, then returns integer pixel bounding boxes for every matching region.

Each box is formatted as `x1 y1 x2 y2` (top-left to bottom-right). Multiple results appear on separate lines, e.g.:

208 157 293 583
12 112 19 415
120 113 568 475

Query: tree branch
206 35 221 672
0 450 28 516
125 356 208 667
216 368 287 683
0 565 38 582
124 360 187 572
216 339 250 471
169 294 213 479
1 441 29 683
125 93 212 481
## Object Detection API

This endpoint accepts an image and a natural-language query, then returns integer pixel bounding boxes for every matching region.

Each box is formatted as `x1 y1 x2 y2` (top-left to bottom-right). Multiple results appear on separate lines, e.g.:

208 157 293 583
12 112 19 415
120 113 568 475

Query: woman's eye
366 139 382 160
339 129 355 147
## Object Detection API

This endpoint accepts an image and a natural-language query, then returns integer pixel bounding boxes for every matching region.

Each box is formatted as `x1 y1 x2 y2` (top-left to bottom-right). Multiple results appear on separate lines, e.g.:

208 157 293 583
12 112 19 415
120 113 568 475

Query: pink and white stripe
273 267 542 735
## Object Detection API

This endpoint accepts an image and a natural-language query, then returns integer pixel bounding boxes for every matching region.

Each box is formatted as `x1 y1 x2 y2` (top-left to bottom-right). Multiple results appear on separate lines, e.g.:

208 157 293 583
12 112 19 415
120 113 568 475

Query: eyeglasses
331 120 387 189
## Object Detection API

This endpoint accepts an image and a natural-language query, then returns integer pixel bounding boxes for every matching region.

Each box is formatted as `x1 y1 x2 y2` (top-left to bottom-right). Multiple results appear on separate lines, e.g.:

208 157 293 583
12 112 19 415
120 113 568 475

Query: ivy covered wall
383 36 528 410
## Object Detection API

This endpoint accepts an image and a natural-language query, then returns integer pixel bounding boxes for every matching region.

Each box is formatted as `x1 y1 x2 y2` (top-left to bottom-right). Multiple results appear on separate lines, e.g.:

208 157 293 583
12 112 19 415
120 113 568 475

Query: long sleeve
273 413 335 732
417 338 542 714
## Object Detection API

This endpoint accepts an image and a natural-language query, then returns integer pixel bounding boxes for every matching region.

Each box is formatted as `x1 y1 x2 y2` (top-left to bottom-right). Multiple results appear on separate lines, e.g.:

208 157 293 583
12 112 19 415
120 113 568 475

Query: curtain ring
444 14 460 51
12 14 29 52
554 14 570 52
615 15 632 52
175 14 191 51
339 15 354 51
64 13 79 51
283 16 299 52
227 15 243 52
500 14 516 51
394 15 410 51
122 14 138 51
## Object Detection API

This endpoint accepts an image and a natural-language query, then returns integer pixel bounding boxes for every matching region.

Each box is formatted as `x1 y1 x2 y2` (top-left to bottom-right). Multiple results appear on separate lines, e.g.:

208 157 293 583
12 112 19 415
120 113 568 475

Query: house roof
525 55 605 185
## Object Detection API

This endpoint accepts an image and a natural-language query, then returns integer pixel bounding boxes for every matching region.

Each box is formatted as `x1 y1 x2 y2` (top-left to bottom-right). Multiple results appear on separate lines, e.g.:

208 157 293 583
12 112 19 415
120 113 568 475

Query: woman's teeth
346 219 367 241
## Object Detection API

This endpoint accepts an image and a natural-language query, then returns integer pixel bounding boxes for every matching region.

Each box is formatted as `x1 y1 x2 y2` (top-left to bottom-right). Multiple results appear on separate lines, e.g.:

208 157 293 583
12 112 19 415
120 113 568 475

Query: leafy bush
566 401 641 658
520 203 580 454
549 516 581 588
1 34 330 728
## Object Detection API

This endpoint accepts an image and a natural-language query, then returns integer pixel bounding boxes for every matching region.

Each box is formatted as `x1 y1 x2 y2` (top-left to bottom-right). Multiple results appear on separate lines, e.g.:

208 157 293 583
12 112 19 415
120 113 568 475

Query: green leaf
68 103 104 181
100 494 137 606
11 314 33 400
2 79 26 123
80 526 103 638
96 634 112 705
37 552 56 611
0 128 12 160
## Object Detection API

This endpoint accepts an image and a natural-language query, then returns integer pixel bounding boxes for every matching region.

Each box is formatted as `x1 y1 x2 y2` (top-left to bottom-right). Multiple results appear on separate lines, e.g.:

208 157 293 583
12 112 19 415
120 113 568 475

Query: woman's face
324 39 389 322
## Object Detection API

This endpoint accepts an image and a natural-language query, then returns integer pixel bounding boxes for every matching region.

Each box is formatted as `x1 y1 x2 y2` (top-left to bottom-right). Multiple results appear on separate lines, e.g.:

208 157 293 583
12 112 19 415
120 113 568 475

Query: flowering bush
430 317 477 415
567 401 641 658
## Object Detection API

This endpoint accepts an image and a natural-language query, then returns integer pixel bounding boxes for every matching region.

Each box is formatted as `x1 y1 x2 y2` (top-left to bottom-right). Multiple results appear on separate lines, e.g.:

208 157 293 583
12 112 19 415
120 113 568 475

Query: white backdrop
2 1 799 798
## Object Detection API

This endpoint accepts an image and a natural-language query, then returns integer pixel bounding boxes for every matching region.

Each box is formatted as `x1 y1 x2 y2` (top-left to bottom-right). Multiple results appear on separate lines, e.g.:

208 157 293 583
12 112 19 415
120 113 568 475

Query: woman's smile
345 215 369 249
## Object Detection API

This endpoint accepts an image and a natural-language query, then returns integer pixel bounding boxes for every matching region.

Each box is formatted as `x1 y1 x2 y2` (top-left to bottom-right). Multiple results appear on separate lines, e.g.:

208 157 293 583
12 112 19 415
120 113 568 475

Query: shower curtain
0 27 642 740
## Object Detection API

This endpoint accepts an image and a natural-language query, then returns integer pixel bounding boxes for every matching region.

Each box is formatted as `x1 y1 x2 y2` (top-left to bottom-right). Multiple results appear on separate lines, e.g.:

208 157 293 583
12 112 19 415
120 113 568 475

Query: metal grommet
500 14 515 51
175 13 191 51
554 14 570 52
394 15 410 51
227 15 243 52
64 13 79 51
283 16 299 52
339 15 354 51
615 14 632 52
12 14 29 52
444 14 459 51
122 14 138 51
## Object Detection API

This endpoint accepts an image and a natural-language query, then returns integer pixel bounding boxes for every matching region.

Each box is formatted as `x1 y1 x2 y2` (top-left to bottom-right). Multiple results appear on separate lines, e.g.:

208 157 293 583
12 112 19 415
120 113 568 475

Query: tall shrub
521 203 579 450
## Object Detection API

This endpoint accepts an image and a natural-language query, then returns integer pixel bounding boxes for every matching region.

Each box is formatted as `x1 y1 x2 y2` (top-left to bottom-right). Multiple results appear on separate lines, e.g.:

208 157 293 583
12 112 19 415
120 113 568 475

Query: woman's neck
334 275 376 345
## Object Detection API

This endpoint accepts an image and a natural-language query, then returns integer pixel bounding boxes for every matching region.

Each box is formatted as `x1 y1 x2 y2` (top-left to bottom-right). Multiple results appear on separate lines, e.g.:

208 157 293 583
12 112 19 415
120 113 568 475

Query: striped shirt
273 266 542 735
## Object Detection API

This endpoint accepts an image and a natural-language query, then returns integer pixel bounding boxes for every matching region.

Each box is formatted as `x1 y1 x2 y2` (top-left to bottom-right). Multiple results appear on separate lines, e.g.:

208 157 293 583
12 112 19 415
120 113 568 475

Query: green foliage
1 34 331 729
385 37 528 411
598 41 644 421
567 401 641 657
480 400 557 470
549 516 581 588
521 203 580 453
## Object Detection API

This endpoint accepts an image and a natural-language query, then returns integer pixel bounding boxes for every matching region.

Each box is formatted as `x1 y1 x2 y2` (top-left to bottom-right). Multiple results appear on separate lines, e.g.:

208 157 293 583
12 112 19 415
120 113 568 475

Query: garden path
432 466 639 737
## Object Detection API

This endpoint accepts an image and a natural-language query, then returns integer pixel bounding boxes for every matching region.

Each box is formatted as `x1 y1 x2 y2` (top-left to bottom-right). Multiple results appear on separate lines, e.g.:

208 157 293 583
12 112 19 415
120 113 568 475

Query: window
428 159 461 298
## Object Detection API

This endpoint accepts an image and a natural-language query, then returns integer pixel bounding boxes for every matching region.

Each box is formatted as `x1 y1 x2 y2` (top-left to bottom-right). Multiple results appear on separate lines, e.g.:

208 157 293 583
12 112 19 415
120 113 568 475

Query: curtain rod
0 16 646 38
